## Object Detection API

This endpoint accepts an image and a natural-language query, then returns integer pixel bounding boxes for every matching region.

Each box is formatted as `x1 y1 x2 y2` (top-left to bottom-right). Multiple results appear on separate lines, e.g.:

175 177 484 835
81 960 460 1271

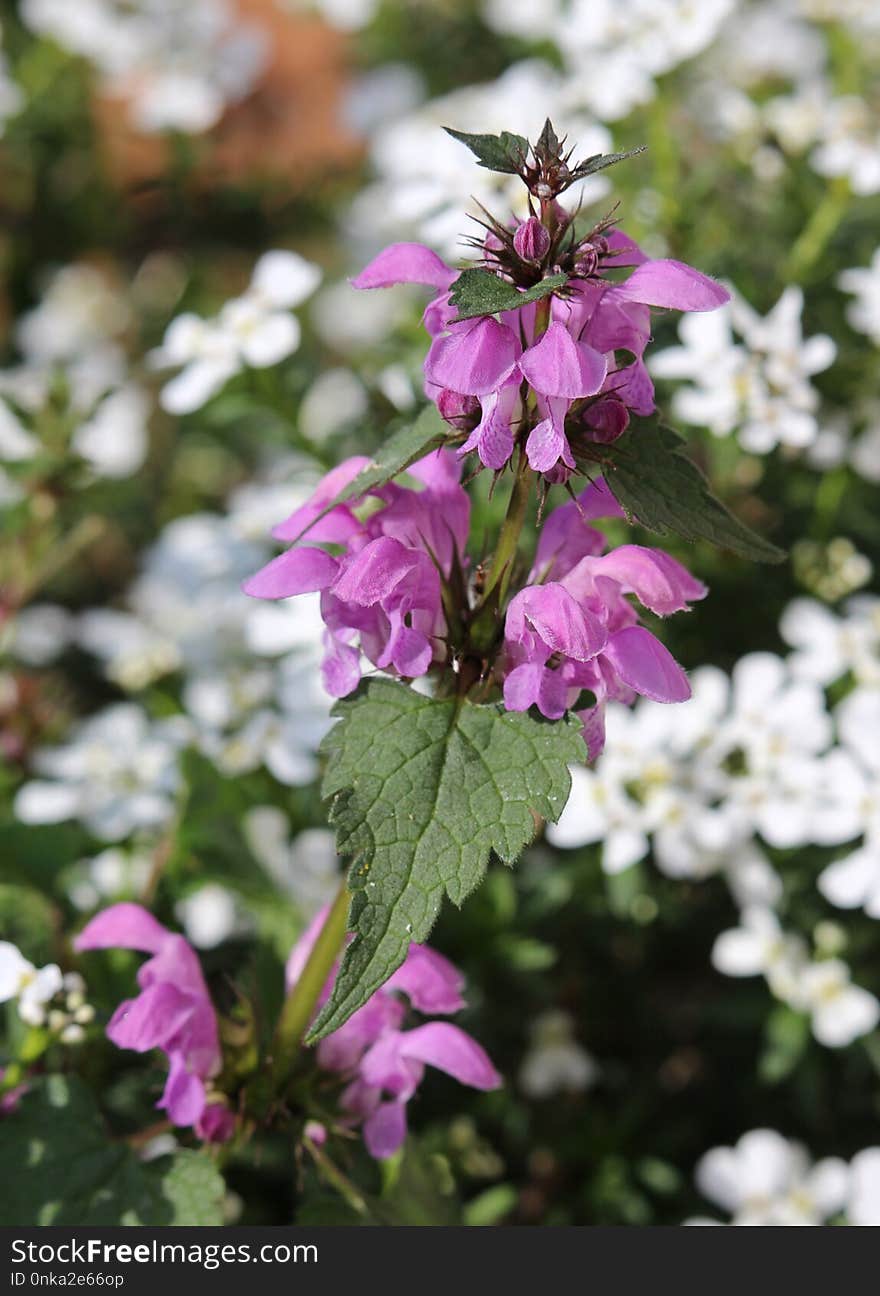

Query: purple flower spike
75 903 229 1140
286 911 501 1160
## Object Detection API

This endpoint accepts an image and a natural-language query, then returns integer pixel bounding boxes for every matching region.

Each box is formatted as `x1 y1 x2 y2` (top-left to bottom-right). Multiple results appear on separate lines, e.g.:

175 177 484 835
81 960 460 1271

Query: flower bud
436 387 479 430
514 217 551 263
585 397 629 443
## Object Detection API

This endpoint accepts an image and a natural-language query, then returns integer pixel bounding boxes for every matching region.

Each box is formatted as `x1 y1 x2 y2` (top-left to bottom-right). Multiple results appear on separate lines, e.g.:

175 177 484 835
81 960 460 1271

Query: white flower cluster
0 942 93 1042
20 0 267 135
150 250 321 414
550 595 880 1050
650 285 836 454
0 263 149 493
483 0 735 122
10 460 333 809
13 704 189 842
689 1128 880 1226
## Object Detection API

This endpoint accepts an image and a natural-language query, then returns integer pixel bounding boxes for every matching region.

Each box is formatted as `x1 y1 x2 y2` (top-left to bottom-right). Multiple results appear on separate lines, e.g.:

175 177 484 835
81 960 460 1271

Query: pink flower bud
585 397 630 443
513 217 551 263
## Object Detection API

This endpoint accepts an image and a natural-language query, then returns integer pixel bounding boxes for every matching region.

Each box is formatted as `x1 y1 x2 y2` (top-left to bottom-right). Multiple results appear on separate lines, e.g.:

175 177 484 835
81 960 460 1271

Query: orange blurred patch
93 4 363 193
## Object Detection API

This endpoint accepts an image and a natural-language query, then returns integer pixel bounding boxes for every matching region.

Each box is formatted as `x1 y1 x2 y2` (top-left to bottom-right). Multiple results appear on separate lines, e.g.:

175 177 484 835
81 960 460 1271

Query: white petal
239 313 300 368
251 251 321 308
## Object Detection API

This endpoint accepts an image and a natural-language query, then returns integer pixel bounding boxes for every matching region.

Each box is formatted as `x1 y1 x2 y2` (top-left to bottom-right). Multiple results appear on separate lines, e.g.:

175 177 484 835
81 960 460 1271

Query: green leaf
593 418 786 563
443 126 528 175
308 680 584 1040
449 268 568 322
281 405 448 545
572 145 646 179
0 1075 226 1225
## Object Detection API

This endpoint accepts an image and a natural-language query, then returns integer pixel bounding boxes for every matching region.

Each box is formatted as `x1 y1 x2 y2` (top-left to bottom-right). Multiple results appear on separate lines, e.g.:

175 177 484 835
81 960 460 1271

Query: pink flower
74 903 231 1141
353 224 728 476
243 449 470 697
287 909 501 1159
502 481 707 756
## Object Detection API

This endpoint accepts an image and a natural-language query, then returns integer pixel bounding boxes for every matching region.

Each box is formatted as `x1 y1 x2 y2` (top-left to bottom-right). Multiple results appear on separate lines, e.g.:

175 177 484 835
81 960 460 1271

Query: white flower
712 907 807 1002
780 595 880 688
848 1148 880 1225
518 1011 598 1099
798 959 880 1048
651 286 836 454
694 1128 848 1226
14 703 187 841
0 263 149 479
547 761 650 874
7 604 75 666
838 248 880 346
0 941 64 1028
811 96 880 195
175 884 242 949
152 251 320 414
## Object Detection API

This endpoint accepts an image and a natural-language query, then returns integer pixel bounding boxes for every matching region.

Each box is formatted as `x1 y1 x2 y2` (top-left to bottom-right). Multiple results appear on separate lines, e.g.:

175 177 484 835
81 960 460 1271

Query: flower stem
481 447 532 604
784 176 850 283
269 878 350 1095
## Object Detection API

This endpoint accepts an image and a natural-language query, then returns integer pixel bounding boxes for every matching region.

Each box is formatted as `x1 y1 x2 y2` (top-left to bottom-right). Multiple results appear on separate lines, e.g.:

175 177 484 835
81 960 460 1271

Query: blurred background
1 0 879 1225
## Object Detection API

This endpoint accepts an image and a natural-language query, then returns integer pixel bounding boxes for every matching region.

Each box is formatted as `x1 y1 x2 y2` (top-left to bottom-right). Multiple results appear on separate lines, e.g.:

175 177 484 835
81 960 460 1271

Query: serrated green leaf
308 680 584 1040
0 1075 225 1225
282 404 448 545
449 268 568 323
443 126 529 175
594 418 786 564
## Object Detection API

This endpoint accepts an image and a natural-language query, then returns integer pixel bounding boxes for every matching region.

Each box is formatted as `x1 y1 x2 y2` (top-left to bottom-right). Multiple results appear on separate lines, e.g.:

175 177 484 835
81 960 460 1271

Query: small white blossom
151 251 321 415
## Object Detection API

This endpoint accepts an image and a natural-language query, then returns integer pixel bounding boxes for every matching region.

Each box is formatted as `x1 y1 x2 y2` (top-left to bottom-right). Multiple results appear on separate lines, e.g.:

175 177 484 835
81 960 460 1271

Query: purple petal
243 546 339 600
605 228 648 266
351 242 454 292
321 636 362 697
106 981 194 1054
576 703 607 761
615 259 729 312
519 322 607 398
532 496 606 581
399 1022 502 1091
385 944 465 1014
75 902 169 955
577 476 626 521
378 619 434 678
595 546 708 615
158 1052 207 1127
509 584 606 662
424 317 519 396
503 662 546 713
459 379 518 470
331 536 418 606
609 358 654 416
363 1100 408 1159
603 626 692 702
526 412 569 473
272 457 370 542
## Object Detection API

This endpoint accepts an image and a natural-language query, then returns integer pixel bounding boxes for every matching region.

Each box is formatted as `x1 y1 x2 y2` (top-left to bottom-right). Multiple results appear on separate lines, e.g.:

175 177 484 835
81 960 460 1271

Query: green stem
269 879 350 1094
481 448 531 603
303 1137 370 1217
784 177 850 282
